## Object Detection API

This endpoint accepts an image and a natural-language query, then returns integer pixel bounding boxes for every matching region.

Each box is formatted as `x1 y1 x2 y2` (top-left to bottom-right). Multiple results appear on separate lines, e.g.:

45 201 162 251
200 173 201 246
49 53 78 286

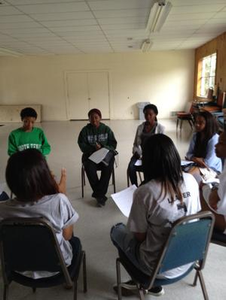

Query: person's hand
192 157 208 168
58 168 66 194
95 143 102 150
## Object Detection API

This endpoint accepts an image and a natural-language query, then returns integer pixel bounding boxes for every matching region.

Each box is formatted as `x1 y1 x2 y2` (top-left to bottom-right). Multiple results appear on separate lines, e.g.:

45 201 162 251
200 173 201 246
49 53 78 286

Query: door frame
64 69 111 120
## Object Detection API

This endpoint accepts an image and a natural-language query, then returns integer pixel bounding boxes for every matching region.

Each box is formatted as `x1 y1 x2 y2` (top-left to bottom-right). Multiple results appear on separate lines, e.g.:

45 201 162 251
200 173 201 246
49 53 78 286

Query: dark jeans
127 155 143 187
69 236 81 257
82 154 114 198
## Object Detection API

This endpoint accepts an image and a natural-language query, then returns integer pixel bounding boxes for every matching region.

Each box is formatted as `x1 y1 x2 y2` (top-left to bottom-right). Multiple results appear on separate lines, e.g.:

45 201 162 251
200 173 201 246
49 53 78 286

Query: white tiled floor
0 119 225 300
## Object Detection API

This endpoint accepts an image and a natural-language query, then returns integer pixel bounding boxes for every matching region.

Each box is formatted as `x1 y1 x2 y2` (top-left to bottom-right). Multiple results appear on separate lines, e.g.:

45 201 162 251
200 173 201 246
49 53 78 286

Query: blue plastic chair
115 211 214 300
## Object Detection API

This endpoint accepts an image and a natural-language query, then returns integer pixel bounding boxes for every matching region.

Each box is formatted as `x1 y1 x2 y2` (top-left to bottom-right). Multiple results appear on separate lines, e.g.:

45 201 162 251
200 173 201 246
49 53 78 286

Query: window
197 53 217 98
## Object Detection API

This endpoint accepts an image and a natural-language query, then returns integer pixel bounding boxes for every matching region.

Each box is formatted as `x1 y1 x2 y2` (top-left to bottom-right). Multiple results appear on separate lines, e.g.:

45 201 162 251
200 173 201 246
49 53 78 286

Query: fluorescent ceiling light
141 39 153 52
147 1 172 33
0 47 23 57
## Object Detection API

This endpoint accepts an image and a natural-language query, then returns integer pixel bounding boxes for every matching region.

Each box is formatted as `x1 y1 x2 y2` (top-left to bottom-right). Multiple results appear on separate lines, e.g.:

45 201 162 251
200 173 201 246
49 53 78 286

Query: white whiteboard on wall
0 105 41 122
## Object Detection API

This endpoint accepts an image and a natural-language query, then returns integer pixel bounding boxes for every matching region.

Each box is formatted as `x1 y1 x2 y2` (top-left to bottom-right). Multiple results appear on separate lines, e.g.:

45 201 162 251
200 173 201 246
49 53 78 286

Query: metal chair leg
138 288 145 300
3 284 9 300
188 119 193 128
196 270 209 300
180 119 183 129
127 169 130 187
193 270 198 286
176 118 179 129
81 165 85 198
83 251 87 293
73 280 77 300
112 166 116 193
116 258 122 300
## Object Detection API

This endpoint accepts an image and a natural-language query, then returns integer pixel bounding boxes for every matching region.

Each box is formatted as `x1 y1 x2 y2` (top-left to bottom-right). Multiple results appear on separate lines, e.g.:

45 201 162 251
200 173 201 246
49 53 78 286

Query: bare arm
200 189 226 232
192 157 209 168
58 168 66 194
63 225 73 240
208 189 220 210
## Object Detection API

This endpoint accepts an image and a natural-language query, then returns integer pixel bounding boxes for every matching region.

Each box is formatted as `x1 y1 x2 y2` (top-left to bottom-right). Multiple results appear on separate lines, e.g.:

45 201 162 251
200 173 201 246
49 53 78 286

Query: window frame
196 52 217 99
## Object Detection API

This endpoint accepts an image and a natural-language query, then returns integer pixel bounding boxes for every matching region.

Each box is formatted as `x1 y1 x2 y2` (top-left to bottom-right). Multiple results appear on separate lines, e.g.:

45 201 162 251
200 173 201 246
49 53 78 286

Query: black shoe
96 196 107 207
113 280 164 297
147 286 165 296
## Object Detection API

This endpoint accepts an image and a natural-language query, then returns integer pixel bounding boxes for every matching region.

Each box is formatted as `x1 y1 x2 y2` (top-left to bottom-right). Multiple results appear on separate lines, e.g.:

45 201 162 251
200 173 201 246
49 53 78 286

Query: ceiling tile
0 15 33 23
0 6 22 15
0 0 226 55
88 0 153 10
6 0 84 4
15 2 89 14
30 11 94 21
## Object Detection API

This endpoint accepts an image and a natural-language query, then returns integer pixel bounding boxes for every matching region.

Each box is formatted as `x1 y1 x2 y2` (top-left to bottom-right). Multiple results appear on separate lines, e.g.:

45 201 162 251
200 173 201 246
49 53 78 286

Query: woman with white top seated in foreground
0 148 80 279
111 134 200 296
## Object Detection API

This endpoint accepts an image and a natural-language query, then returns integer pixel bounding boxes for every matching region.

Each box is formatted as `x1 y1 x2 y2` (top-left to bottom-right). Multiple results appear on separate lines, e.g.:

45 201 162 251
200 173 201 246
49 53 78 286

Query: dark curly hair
20 107 37 120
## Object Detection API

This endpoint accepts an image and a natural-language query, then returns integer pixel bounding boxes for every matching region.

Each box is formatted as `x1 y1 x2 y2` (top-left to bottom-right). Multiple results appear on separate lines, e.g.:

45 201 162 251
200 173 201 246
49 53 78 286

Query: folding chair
0 218 87 300
115 211 214 300
81 161 116 198
176 102 195 130
126 168 143 187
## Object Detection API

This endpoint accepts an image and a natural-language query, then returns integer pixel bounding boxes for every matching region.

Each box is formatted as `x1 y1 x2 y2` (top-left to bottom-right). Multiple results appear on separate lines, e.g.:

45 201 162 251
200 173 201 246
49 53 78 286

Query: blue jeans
0 191 9 201
110 223 150 275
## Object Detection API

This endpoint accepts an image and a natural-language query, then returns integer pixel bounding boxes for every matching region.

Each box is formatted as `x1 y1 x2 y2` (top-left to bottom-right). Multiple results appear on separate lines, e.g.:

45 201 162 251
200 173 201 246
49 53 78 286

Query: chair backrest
183 102 194 113
0 218 72 284
151 211 214 281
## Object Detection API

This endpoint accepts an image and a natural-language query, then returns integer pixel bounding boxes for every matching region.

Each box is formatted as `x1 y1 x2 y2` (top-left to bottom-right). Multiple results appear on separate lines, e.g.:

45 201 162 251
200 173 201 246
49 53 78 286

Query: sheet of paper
111 185 137 217
135 159 142 166
181 160 194 166
200 168 219 184
88 148 109 164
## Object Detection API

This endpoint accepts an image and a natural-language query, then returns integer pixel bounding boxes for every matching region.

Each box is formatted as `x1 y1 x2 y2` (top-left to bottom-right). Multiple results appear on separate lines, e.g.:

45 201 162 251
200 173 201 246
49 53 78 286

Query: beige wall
0 50 194 121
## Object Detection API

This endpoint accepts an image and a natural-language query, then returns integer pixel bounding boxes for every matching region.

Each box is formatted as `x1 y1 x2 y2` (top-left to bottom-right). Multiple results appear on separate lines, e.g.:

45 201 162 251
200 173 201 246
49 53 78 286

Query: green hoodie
8 127 51 156
78 122 117 155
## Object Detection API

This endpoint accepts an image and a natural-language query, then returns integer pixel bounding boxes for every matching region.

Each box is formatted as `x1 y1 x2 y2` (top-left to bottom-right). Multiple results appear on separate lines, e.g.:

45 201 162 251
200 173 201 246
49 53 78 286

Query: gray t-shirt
0 193 79 279
127 172 201 278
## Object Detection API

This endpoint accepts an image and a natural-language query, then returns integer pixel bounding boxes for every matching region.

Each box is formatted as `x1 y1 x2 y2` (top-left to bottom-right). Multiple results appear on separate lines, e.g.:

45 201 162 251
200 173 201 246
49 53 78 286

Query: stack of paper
111 185 137 217
88 148 109 164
